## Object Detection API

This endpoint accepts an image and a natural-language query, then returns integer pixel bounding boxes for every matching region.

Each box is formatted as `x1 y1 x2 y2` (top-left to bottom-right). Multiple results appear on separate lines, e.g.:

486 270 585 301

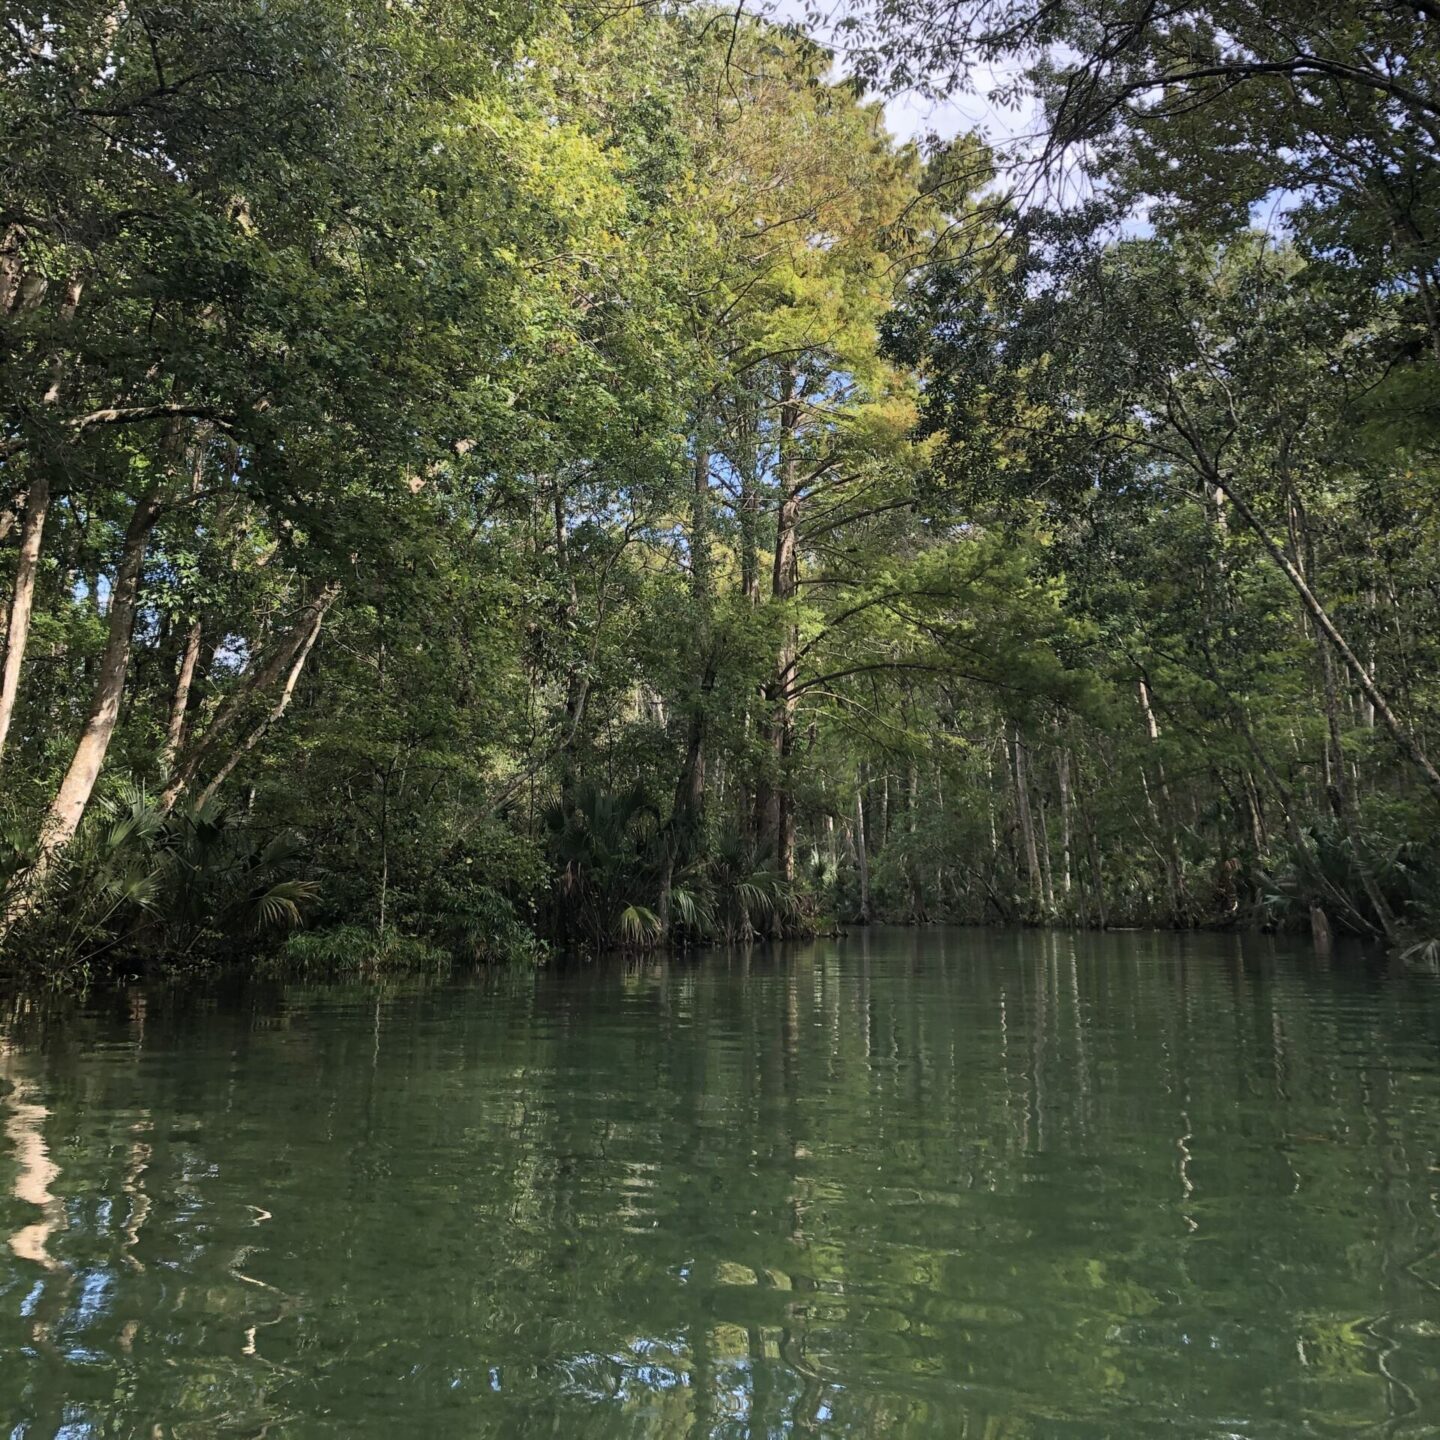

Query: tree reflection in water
1 929 1438 1437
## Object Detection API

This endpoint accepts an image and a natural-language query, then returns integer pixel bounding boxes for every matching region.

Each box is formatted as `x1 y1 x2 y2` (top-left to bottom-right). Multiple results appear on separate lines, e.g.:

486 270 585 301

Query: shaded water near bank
2 928 1440 1436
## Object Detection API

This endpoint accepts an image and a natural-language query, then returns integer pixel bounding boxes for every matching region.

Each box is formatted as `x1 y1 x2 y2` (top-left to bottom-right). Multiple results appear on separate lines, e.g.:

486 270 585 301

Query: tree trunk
1138 677 1187 926
1314 612 1397 939
0 473 50 764
764 370 801 881
1076 766 1108 930
1056 745 1073 901
160 584 341 813
161 617 203 776
1011 725 1041 909
675 661 713 831
658 426 718 941
193 595 329 811
0 270 86 765
985 731 998 858
0 224 27 315
663 651 716 941
4 491 164 924
1244 770 1268 855
0 487 24 549
1217 473 1440 807
1038 795 1056 915
739 427 761 606
854 778 872 925
905 762 924 921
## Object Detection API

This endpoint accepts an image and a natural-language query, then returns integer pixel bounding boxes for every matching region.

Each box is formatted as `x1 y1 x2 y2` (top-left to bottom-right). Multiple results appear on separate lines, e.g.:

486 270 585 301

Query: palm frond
669 885 714 934
616 903 662 944
248 878 320 934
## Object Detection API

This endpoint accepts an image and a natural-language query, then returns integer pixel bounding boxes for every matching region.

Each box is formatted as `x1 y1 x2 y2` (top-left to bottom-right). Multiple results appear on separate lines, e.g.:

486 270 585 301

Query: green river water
2 928 1440 1437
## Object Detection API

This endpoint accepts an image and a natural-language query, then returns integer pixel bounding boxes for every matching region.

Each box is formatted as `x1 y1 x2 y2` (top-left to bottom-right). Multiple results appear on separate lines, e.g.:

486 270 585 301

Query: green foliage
0 783 316 974
2 0 1437 974
273 925 451 979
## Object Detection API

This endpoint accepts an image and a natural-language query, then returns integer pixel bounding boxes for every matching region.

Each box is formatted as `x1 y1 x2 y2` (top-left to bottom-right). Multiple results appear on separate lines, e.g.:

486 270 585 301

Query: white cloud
760 0 1041 150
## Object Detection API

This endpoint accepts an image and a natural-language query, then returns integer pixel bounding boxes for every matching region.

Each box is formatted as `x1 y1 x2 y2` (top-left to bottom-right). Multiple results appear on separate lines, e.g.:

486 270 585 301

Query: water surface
3 928 1440 1436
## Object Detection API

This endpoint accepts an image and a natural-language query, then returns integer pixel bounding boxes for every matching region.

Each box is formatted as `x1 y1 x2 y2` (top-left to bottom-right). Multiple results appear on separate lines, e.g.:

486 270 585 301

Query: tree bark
1038 795 1056 914
853 776 872 925
738 394 761 606
160 583 341 813
762 369 801 880
1217 474 1440 807
193 596 329 811
1077 769 1108 930
0 488 24 548
1137 677 1187 925
161 617 203 775
1056 744 1073 900
0 473 50 764
1314 606 1397 939
3 491 164 927
662 418 716 935
0 224 27 315
1012 725 1042 909
0 272 85 766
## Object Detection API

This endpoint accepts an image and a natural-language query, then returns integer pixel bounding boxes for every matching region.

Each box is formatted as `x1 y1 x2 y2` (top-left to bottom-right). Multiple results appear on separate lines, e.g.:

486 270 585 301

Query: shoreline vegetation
2 2 1438 986
0 918 1396 999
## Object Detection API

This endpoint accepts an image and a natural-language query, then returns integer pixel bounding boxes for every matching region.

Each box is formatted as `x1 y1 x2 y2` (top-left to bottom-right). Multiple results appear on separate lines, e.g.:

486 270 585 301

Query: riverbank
3 906 1406 998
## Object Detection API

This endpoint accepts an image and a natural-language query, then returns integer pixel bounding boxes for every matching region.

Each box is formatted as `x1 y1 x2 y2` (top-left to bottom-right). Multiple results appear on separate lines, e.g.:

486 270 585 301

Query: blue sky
762 0 1041 150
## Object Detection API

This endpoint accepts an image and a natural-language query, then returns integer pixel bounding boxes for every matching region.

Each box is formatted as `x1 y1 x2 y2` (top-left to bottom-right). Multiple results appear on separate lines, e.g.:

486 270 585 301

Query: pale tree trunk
15 408 201 887
550 484 581 806
1038 795 1056 915
737 395 761 607
1289 505 1405 928
673 655 714 834
764 370 801 882
1315 613 1397 940
985 732 998 857
1361 588 1378 731
158 437 211 775
1076 766 1108 930
0 224 27 315
853 777 872 925
1217 474 1440 807
160 617 203 775
905 762 924 921
933 765 946 908
1138 677 1187 925
42 275 86 405
160 583 341 813
1056 745 1073 901
0 488 23 547
1012 725 1041 908
194 596 329 811
661 420 716 939
0 488 23 654
4 491 164 925
662 658 715 942
0 474 50 764
0 274 85 765
1242 770 1267 854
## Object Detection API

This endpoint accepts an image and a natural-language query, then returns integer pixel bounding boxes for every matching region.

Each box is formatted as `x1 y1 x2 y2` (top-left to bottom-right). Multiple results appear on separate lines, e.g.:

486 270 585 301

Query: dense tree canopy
1 0 1436 975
